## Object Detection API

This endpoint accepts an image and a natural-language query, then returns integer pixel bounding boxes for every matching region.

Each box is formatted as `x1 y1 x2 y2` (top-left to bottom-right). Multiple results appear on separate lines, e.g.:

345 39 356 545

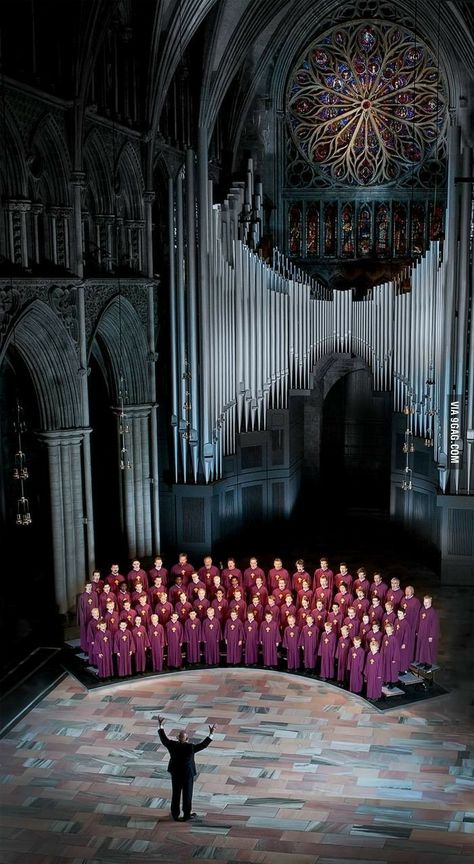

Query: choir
77 554 440 702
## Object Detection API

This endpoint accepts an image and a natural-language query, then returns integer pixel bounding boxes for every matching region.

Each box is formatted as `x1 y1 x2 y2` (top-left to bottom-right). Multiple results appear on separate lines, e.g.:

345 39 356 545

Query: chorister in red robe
132 621 150 672
244 616 260 665
77 586 99 652
282 620 300 670
298 618 319 670
94 626 114 678
381 628 401 684
259 616 280 667
364 644 383 699
224 614 245 664
165 616 183 668
347 640 365 693
414 599 439 665
114 624 135 676
147 616 166 672
184 614 202 663
201 613 221 664
335 629 351 683
318 625 336 679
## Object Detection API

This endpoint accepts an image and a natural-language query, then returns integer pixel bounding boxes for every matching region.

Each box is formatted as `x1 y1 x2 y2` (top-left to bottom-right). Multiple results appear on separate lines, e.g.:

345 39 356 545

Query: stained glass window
429 202 443 241
306 204 319 255
411 203 425 254
324 204 337 255
288 203 302 255
358 205 372 256
286 21 446 187
393 203 407 256
341 204 354 256
375 203 389 256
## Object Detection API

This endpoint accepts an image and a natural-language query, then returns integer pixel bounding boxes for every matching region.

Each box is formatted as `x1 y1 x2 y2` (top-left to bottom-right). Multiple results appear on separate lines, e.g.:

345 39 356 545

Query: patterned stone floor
0 668 473 864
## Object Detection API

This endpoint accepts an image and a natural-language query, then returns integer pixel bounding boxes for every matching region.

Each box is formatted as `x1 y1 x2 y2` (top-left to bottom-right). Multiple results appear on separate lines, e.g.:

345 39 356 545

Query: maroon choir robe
334 572 353 592
222 567 243 587
156 600 173 627
343 615 360 638
401 595 422 633
248 601 264 624
148 565 168 586
318 630 336 678
368 604 384 626
201 618 221 664
296 588 313 608
382 612 396 630
198 565 220 587
170 562 194 584
175 599 193 624
184 617 202 663
229 598 247 621
114 629 135 676
135 602 152 626
147 621 166 671
313 567 334 593
259 620 280 667
283 624 300 670
353 577 370 597
94 630 113 678
249 584 269 607
148 586 166 609
298 623 319 669
292 570 311 592
268 568 291 591
366 628 382 647
165 619 183 667
77 589 99 651
327 610 343 636
381 632 401 683
334 592 353 614
243 566 266 591
364 651 383 699
386 587 404 609
280 603 297 629
394 618 411 671
132 624 150 672
119 608 137 629
211 597 228 621
264 603 280 624
314 586 332 610
99 591 117 615
244 620 260 664
370 581 388 604
168 583 185 605
116 588 131 610
225 618 245 664
193 597 210 621
312 608 327 630
128 568 149 590
104 610 120 635
354 598 370 619
415 607 439 664
107 572 125 591
347 645 365 693
296 607 311 628
336 635 350 682
187 579 206 601
86 618 101 663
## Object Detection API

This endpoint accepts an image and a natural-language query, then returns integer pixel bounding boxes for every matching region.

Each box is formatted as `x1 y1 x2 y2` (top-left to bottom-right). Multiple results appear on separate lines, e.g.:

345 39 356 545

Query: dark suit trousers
171 769 194 818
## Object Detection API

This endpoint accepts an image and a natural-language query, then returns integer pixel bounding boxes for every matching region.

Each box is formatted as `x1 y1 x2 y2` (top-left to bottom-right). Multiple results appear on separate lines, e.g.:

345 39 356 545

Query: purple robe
401 594 422 632
364 651 383 699
187 579 206 601
415 606 439 664
184 618 202 663
344 616 360 638
229 599 247 621
312 609 327 630
128 568 149 590
114 629 135 676
119 609 136 629
194 598 211 621
368 605 384 625
171 562 194 584
148 566 168 586
94 630 113 678
268 567 290 591
283 624 300 670
99 591 117 615
244 566 266 590
211 597 228 622
259 620 280 666
394 617 411 671
147 622 166 671
370 581 388 603
86 618 101 663
244 620 259 664
77 590 99 652
336 636 350 682
347 645 365 693
166 620 183 667
201 618 221 664
381 633 401 683
386 587 404 609
298 624 319 669
264 604 280 624
132 624 150 672
354 598 370 620
314 586 332 610
318 630 336 678
155 601 173 627
225 618 245 664
353 577 370 597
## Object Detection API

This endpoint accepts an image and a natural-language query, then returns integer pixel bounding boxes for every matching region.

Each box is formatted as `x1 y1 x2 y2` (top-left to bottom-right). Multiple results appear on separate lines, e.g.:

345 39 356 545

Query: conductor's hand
158 715 165 728
209 723 216 735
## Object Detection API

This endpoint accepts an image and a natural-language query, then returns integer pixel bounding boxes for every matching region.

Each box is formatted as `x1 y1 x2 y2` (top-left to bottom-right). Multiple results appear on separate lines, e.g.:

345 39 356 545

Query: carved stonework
48 285 78 342
0 286 22 346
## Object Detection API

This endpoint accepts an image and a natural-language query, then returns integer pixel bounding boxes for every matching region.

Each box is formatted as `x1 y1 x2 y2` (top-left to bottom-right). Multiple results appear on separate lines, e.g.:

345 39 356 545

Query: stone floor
0 665 473 864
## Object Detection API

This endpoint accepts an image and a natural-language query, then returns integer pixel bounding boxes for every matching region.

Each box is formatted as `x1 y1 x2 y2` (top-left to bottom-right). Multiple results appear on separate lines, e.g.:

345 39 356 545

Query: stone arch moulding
28 113 72 206
88 293 149 405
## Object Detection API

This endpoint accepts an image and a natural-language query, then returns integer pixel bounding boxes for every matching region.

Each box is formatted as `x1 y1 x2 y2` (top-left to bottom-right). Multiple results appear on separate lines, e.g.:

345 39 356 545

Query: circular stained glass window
286 21 447 185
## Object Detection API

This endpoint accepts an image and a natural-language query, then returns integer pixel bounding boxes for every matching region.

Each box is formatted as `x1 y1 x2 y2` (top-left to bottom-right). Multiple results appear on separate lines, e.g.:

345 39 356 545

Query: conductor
158 715 215 821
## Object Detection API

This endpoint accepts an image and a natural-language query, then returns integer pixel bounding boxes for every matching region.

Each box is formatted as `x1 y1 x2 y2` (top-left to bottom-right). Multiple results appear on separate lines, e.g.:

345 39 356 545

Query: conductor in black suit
158 715 215 821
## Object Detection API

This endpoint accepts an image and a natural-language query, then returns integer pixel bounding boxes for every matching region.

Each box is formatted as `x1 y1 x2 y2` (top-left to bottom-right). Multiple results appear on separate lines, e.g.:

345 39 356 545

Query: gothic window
341 203 354 256
429 202 443 241
393 203 407 256
358 205 372 256
375 203 389 256
288 203 302 255
411 203 425 254
286 21 446 187
306 203 319 255
324 203 336 255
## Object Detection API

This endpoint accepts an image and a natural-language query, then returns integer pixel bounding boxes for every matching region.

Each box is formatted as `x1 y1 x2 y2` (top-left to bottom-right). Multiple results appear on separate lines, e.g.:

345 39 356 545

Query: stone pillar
115 404 153 559
143 191 155 278
71 171 86 278
37 429 88 614
6 199 31 267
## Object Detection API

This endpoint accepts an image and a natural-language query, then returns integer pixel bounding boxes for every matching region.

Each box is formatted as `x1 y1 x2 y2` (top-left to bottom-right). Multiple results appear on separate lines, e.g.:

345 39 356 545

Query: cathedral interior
0 1 473 862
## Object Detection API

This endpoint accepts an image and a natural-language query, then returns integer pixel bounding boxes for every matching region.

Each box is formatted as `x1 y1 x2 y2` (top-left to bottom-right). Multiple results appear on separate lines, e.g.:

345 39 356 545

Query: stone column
37 429 88 614
6 199 31 267
115 404 153 559
71 171 86 278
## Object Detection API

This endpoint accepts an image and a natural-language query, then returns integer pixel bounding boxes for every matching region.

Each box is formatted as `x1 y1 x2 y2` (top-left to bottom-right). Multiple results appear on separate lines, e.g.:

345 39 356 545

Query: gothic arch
0 298 82 430
0 111 28 197
117 142 144 220
28 113 72 206
83 127 113 215
89 295 149 405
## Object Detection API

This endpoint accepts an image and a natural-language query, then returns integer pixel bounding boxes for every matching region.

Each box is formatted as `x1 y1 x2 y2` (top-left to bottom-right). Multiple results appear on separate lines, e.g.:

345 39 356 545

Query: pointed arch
83 127 113 215
29 113 72 206
0 111 28 197
90 294 149 405
117 141 144 220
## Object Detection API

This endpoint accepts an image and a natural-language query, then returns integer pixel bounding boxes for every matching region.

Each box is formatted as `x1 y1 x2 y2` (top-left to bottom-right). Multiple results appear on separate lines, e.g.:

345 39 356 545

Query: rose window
287 21 446 186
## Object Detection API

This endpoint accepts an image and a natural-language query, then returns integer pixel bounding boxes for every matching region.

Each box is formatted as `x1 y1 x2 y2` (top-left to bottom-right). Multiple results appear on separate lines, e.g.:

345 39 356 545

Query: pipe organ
169 152 473 497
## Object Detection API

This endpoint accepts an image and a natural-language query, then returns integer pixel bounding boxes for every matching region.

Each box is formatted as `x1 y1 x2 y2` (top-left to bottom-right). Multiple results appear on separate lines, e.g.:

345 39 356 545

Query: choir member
313 557 334 593
155 591 173 627
394 607 411 673
198 555 220 587
272 577 289 605
292 560 311 593
116 582 131 611
368 596 384 625
334 583 353 614
296 595 311 628
370 572 388 604
175 591 192 624
298 614 319 672
296 579 313 608
244 611 260 666
354 587 369 620
259 611 280 668
104 599 120 635
382 600 396 630
148 576 167 609
364 639 383 701
401 586 421 636
248 575 268 607
184 609 202 665
283 615 300 670
90 569 104 593
106 563 125 591
86 607 101 664
334 562 352 592
312 600 327 631
114 619 135 676
99 583 116 615
224 609 245 665
248 594 264 624
386 577 404 610
170 552 195 585
414 595 439 669
280 594 296 629
227 575 242 600
228 589 247 621
131 581 147 605
128 559 149 591
366 620 382 647
381 622 400 687
336 625 351 684
148 556 168 587
119 599 136 629
166 612 183 668
209 572 226 598
244 557 266 591
359 613 372 647
347 635 365 694
221 558 243 587
314 575 332 610
318 621 336 680
201 608 221 665
353 567 370 597
193 587 210 621
132 615 150 673
77 583 99 652
187 572 206 602
168 575 185 605
264 595 280 623
211 588 228 621
268 558 291 592
344 606 360 638
148 613 166 672
94 620 113 679
327 601 343 636
135 593 152 626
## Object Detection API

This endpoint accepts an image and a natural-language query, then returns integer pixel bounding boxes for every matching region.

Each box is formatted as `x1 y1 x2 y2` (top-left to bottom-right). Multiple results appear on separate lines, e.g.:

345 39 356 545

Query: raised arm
158 716 171 747
193 723 216 753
